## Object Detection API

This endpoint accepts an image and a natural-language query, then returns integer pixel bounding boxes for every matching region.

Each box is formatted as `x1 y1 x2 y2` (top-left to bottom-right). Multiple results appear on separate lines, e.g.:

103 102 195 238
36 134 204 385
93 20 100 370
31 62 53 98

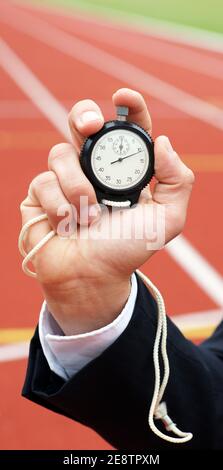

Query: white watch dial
91 129 150 190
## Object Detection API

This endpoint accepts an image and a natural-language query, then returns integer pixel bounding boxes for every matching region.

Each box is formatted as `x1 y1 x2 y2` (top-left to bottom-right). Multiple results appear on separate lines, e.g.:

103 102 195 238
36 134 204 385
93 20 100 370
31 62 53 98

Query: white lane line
21 1 223 81
79 3 223 54
69 24 223 81
0 341 29 362
173 308 223 330
0 37 222 307
167 236 223 306
1 8 223 131
0 99 188 120
0 39 70 141
1 308 222 362
14 0 223 54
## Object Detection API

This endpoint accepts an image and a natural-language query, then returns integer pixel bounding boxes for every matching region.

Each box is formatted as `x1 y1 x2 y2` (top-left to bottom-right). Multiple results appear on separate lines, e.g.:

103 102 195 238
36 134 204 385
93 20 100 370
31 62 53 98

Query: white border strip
1 9 223 131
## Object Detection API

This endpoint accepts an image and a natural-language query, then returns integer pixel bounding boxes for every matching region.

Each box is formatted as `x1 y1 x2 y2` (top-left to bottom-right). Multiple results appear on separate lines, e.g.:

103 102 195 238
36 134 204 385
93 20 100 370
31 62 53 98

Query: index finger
68 88 152 153
112 88 152 134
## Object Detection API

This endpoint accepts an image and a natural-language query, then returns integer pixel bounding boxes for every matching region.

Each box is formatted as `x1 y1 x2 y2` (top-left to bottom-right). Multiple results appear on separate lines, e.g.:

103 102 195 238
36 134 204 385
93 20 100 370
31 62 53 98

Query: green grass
37 0 223 33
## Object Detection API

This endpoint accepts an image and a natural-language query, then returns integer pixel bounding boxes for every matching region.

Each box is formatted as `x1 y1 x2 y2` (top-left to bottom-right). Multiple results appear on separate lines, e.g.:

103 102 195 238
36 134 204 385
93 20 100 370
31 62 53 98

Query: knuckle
67 181 92 201
19 199 27 213
184 168 195 185
48 143 73 166
31 171 57 191
19 203 25 217
175 167 195 190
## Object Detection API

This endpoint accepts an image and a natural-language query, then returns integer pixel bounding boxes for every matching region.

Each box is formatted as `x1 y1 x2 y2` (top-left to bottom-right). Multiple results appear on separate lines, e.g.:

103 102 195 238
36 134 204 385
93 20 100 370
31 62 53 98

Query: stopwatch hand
110 150 142 165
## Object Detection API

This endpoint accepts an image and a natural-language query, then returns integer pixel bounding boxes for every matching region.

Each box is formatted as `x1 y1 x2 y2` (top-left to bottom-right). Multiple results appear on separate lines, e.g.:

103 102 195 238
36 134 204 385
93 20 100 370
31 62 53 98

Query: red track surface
0 0 222 449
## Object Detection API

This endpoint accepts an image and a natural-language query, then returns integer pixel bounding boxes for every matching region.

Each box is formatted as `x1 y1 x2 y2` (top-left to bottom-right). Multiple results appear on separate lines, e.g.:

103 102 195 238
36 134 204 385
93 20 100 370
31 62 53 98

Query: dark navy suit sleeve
22 275 223 449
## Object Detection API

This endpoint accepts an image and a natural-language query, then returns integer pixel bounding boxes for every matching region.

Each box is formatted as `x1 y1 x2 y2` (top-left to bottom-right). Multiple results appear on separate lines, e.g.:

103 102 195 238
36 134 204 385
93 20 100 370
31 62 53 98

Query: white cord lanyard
18 213 193 444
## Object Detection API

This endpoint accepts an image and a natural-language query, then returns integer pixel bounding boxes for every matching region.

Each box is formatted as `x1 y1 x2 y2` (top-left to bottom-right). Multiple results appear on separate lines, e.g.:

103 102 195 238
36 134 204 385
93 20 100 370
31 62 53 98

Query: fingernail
79 111 103 126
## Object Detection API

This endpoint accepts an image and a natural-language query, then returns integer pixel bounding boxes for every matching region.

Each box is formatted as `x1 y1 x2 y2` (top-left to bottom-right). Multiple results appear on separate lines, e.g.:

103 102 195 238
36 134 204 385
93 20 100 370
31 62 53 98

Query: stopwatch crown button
116 106 129 121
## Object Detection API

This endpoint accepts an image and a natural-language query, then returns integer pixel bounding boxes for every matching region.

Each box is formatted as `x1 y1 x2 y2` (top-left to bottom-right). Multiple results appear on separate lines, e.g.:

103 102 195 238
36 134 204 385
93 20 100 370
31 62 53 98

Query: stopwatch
80 106 154 207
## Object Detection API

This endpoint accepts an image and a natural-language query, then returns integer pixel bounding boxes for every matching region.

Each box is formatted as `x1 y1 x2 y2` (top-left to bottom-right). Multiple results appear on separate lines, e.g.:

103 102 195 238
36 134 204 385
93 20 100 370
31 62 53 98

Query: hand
20 88 194 335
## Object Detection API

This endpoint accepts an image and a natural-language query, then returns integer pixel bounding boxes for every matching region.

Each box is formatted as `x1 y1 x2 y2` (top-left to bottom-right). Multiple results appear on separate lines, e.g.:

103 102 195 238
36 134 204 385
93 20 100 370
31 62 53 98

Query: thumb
153 136 195 206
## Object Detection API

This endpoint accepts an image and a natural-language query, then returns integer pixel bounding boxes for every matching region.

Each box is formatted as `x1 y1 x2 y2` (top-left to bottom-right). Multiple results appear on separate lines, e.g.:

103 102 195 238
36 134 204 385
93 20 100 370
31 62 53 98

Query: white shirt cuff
39 273 137 380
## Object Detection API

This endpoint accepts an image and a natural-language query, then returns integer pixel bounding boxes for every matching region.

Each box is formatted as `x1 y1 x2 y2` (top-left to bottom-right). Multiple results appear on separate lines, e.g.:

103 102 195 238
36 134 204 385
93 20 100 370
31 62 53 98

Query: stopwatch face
91 129 150 190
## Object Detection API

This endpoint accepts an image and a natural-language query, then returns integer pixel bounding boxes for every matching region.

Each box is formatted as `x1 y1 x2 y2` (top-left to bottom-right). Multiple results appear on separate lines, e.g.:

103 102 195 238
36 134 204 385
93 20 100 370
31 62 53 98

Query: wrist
42 275 131 335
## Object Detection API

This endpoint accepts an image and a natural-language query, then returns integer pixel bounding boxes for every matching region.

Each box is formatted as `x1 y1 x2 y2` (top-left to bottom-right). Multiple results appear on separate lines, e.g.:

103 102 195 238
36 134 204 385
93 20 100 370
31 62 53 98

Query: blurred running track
0 0 223 450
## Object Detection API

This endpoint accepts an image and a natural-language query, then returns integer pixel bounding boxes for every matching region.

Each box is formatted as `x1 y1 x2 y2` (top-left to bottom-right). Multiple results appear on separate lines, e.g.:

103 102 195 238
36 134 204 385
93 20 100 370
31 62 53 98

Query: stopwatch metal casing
80 107 154 206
